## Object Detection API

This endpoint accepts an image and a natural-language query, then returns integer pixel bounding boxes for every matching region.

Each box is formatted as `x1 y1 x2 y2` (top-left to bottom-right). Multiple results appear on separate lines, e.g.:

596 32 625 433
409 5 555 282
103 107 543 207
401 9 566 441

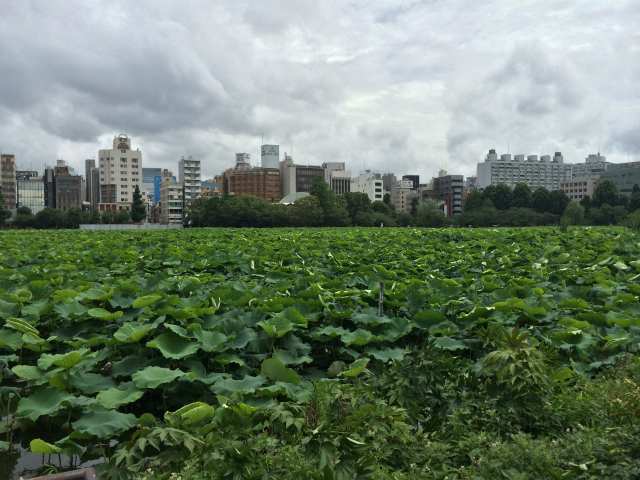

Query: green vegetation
1 227 640 479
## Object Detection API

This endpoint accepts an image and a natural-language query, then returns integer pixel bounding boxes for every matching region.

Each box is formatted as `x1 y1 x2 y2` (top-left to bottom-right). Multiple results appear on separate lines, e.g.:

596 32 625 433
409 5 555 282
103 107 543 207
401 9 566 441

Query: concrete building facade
351 172 384 202
280 157 324 197
1 154 17 211
402 175 420 190
160 170 183 225
432 174 464 217
601 162 640 196
391 179 417 213
179 156 202 212
85 159 100 210
261 145 279 169
560 177 599 201
323 162 351 195
476 149 569 190
98 134 142 211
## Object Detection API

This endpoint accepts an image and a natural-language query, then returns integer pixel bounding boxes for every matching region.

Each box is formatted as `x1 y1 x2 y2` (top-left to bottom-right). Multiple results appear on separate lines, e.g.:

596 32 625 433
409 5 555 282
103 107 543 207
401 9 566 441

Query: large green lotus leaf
54 301 87 319
0 299 19 318
17 388 75 421
0 328 22 350
38 348 90 370
96 383 144 409
72 408 137 438
367 347 407 363
214 353 246 366
69 372 116 394
211 375 265 395
351 311 393 327
11 365 45 381
30 438 62 454
21 300 50 321
112 355 148 378
114 322 154 343
312 326 349 339
340 328 376 346
272 349 312 366
192 328 228 353
413 310 446 329
87 308 123 321
165 401 215 426
146 333 199 359
340 358 369 378
432 336 467 351
258 315 294 338
261 357 300 384
80 287 112 302
228 327 257 349
132 294 162 309
132 366 185 389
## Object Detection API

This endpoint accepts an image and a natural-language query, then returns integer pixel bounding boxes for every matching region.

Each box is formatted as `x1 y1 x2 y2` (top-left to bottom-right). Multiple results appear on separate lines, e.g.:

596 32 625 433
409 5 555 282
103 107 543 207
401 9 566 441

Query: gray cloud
0 0 638 180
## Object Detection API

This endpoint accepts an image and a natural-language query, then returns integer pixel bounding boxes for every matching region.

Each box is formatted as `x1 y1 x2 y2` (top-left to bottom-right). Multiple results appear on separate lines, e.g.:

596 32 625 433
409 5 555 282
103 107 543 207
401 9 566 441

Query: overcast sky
1 0 638 180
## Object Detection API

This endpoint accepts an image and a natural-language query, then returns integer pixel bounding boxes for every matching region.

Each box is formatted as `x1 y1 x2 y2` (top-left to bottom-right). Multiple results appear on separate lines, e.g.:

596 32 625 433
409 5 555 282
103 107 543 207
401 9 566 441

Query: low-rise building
281 156 324 197
201 176 224 198
224 167 281 202
323 162 351 195
560 177 599 201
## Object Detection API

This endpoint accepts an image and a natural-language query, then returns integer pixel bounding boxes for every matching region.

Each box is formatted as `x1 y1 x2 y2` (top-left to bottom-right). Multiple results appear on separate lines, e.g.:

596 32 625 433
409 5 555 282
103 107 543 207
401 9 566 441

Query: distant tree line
0 185 147 229
460 180 640 227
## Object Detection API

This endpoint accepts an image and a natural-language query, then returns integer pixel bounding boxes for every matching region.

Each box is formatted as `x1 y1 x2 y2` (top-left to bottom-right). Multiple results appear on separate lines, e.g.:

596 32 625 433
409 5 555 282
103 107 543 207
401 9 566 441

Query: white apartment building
179 156 201 211
160 170 183 225
476 149 569 190
261 145 279 169
98 134 142 211
351 172 383 202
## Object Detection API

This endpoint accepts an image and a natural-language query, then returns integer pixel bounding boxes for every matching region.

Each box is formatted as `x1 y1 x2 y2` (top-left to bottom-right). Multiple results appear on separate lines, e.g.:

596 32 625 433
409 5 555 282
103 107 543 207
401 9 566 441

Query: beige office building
98 134 142 211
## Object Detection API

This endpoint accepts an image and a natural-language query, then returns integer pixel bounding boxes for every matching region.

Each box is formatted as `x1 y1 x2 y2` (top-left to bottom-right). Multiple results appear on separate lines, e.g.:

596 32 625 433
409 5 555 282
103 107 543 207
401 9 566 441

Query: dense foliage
1 227 640 479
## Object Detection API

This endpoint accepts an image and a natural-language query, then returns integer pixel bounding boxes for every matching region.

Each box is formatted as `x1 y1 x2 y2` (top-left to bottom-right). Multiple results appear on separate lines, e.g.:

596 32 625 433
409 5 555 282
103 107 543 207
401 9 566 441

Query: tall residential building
351 172 384 202
432 174 464 217
98 134 142 211
1 154 17 211
142 167 162 204
16 171 45 214
476 149 570 190
52 160 83 210
224 166 281 202
402 175 420 190
391 179 417 213
85 159 100 210
261 145 280 169
160 170 183 225
179 156 202 211
280 156 324 197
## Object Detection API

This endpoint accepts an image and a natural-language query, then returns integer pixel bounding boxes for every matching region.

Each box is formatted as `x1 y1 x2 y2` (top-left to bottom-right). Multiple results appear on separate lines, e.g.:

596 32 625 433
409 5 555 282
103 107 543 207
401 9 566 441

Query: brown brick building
224 167 281 202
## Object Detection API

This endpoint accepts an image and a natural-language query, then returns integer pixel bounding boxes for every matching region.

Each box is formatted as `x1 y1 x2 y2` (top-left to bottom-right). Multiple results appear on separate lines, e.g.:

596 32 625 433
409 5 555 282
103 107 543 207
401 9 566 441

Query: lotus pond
1 227 640 479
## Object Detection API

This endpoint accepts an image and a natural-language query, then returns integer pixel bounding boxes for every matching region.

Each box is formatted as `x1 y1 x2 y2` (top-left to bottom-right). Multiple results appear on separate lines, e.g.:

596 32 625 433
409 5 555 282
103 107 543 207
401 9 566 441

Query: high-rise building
179 156 202 212
322 162 351 195
1 154 17 211
280 156 324 197
85 159 100 210
261 145 280 169
16 171 45 214
53 160 83 210
432 174 464 217
402 175 420 190
476 149 570 190
142 167 162 204
160 169 183 225
235 153 251 169
382 173 397 193
391 179 417 213
351 172 384 202
98 134 142 211
224 166 281 202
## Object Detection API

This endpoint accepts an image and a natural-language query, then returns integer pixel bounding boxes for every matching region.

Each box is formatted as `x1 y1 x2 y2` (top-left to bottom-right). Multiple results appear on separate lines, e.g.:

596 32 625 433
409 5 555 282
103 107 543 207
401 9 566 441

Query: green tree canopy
511 183 532 208
532 187 552 212
592 179 620 207
131 185 147 223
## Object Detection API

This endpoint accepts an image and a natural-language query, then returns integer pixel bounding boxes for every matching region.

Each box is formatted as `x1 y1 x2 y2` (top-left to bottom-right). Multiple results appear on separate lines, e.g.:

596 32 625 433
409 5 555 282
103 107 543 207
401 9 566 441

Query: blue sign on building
153 176 162 204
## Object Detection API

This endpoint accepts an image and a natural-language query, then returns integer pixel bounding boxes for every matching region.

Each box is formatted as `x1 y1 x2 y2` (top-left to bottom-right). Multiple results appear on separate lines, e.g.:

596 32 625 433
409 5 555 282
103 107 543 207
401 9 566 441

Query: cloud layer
1 0 638 179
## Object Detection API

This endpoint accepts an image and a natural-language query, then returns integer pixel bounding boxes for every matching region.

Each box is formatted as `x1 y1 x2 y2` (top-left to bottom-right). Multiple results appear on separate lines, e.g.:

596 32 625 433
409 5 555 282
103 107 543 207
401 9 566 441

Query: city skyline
1 1 639 180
